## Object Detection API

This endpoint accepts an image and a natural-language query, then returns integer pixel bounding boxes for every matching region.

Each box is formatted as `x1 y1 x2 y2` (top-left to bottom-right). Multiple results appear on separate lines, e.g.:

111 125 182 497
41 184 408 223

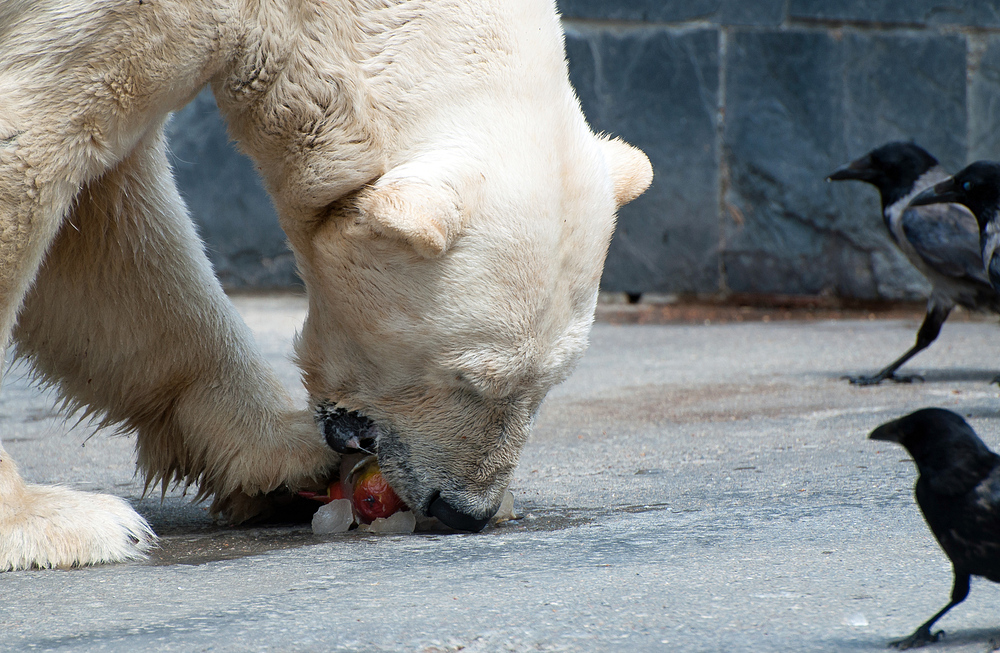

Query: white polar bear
0 0 651 570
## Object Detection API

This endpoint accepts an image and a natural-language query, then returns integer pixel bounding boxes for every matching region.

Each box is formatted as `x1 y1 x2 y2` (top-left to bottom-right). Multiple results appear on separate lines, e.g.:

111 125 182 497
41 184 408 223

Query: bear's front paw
0 484 155 571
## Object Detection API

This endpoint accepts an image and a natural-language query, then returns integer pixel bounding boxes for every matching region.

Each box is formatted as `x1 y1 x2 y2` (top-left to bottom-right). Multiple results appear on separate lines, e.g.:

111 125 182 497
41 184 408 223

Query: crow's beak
827 158 873 182
909 178 960 207
869 420 903 443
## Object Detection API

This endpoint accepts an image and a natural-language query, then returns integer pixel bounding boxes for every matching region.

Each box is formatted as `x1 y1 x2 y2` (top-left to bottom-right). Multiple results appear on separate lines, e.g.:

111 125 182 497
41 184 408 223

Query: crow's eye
963 181 973 192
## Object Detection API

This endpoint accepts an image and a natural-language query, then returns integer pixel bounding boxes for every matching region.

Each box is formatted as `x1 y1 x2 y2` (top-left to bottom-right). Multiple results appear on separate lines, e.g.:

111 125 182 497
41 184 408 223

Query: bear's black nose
428 494 492 532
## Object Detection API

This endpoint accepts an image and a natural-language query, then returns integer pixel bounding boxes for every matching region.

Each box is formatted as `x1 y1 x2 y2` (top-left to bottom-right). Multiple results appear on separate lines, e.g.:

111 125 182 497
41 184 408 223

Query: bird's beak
827 157 873 182
909 178 960 207
868 420 903 443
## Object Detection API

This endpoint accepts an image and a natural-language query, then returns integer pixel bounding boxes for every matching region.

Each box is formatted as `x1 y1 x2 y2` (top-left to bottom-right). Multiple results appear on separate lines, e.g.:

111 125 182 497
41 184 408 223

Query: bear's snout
427 492 494 532
372 426 511 530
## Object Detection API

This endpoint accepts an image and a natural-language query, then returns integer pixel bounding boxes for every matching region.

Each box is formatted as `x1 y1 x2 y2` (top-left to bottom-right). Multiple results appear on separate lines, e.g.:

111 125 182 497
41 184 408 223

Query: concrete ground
4 294 1000 652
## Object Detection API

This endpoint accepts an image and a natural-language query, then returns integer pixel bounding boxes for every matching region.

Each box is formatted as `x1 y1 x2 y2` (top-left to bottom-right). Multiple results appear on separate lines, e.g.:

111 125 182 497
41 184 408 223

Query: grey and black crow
828 143 1000 385
910 160 1000 293
869 408 1000 649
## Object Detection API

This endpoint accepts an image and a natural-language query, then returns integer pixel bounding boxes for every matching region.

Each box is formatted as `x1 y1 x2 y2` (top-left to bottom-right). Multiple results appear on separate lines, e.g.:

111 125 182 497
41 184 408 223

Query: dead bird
829 143 1000 385
869 408 1000 649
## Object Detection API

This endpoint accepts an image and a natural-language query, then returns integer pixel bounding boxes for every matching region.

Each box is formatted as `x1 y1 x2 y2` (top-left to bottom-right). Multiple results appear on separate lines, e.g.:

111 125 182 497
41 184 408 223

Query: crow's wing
961 466 1000 580
901 204 989 284
990 252 1000 287
921 465 1000 581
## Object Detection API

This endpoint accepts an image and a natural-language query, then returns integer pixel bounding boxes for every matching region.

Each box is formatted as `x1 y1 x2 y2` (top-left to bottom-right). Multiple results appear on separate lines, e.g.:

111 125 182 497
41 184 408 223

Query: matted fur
0 0 651 571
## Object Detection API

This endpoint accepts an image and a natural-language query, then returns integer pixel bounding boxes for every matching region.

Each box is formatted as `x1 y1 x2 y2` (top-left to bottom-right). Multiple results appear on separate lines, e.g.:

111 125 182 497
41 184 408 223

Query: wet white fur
0 0 651 570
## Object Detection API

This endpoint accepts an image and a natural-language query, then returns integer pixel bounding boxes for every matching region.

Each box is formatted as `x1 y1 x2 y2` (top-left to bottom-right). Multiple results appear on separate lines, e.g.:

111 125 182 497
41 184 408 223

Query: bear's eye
452 372 482 394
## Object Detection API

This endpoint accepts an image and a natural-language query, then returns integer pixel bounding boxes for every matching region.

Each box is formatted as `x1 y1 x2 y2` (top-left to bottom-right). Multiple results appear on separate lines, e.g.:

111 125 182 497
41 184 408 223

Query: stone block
788 0 1000 28
565 25 721 293
723 29 966 299
841 32 966 172
166 88 300 289
717 1 786 26
969 36 1000 162
557 0 785 26
840 31 966 300
724 30 854 296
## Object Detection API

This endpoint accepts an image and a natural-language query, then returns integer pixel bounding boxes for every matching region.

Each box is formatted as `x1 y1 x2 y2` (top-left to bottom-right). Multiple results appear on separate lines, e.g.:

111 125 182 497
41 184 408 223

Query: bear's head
290 132 651 530
213 0 653 530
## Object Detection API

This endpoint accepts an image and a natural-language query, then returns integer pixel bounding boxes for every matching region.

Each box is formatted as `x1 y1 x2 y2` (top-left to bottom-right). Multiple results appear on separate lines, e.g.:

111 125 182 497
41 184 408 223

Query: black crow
829 143 1000 385
869 408 1000 649
910 160 1000 293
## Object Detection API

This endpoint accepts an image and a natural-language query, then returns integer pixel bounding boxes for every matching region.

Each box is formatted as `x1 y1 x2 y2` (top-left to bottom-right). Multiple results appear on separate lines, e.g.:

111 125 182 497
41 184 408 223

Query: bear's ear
353 177 467 258
598 136 653 208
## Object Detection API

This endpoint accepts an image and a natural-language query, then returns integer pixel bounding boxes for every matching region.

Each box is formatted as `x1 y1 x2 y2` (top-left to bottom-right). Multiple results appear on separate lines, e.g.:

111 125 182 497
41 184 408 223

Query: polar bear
0 0 651 570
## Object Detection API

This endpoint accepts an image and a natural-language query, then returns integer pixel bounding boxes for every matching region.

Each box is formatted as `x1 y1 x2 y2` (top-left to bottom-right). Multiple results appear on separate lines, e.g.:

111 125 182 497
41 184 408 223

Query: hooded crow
869 408 1000 649
829 143 1000 385
910 160 1000 293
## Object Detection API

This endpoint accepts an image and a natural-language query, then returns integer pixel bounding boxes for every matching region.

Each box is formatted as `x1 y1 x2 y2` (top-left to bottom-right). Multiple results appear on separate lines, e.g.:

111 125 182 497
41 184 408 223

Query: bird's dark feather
901 203 989 285
917 464 1000 582
989 252 1000 287
918 441 1000 497
870 408 1000 645
829 144 1000 386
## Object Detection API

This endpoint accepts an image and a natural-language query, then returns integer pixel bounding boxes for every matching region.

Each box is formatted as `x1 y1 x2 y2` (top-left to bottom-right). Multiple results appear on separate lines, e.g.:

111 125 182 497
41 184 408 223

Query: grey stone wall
166 92 300 289
563 0 1000 299
166 2 1000 298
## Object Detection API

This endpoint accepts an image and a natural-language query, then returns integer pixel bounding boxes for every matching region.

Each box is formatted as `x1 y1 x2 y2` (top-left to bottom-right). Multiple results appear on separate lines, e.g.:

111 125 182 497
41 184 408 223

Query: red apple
352 461 406 522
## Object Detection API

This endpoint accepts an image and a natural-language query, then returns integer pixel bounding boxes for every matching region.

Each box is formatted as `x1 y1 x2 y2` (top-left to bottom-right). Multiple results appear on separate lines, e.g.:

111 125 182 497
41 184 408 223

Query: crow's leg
889 570 969 650
846 305 950 386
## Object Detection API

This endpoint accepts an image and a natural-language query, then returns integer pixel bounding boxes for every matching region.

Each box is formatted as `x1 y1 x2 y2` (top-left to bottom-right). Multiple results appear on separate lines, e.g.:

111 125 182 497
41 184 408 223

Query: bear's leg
0 115 161 571
13 125 338 525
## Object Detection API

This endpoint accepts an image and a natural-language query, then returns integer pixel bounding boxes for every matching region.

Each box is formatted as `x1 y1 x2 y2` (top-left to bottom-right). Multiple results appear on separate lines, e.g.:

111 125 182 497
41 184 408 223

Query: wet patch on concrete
593 296 934 325
148 527 319 566
494 506 596 533
617 501 673 515
141 503 605 566
537 380 835 428
538 375 1000 438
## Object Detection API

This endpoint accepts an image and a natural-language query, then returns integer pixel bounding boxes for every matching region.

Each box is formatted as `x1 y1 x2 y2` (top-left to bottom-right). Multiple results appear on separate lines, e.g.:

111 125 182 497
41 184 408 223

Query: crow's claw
844 374 886 386
888 373 924 384
843 373 923 386
888 627 942 650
